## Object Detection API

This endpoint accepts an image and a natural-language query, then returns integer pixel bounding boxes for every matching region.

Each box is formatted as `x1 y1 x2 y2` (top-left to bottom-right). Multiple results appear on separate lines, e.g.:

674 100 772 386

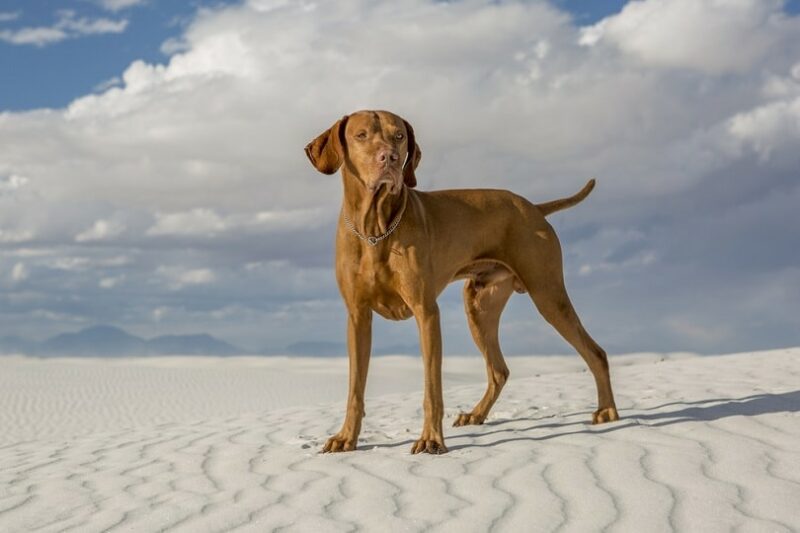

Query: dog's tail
535 179 596 217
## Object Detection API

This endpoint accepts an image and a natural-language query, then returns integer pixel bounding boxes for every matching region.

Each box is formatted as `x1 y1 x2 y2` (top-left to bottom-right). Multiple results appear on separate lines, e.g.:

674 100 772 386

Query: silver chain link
342 208 404 246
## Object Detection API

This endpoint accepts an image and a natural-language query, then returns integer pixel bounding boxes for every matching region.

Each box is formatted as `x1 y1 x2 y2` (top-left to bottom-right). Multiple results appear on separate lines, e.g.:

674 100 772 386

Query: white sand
1 348 798 532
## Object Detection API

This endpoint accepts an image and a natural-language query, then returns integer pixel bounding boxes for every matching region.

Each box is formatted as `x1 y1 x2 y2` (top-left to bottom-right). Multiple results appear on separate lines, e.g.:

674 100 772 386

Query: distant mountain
147 334 241 356
41 325 147 356
0 325 246 357
0 326 416 357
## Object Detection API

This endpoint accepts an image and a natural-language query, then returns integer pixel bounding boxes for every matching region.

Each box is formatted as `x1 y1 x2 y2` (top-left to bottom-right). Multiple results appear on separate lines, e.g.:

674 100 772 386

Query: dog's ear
402 119 421 188
304 115 349 175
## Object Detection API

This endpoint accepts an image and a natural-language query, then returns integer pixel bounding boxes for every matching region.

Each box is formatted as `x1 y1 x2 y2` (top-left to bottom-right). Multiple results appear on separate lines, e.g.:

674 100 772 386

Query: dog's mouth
368 170 402 195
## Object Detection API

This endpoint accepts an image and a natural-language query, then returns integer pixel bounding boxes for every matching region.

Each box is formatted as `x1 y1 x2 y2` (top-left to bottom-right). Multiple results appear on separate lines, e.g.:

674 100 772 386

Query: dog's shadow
428 390 800 452
632 390 800 423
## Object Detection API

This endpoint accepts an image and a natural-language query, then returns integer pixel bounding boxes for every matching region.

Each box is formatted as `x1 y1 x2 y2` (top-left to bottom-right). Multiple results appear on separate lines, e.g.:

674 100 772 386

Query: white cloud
145 207 330 237
728 96 800 159
99 275 124 288
93 76 122 93
75 219 126 242
152 306 169 321
160 36 189 55
580 0 798 74
30 309 89 323
577 250 656 276
0 174 28 194
94 0 147 12
58 10 127 35
0 11 21 22
250 208 330 230
157 266 216 289
11 262 28 282
49 257 92 271
147 208 228 237
0 26 66 46
0 229 34 243
0 9 127 47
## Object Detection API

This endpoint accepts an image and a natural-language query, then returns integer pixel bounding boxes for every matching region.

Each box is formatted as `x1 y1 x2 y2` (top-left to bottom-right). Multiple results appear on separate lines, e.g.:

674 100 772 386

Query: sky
1 0 799 356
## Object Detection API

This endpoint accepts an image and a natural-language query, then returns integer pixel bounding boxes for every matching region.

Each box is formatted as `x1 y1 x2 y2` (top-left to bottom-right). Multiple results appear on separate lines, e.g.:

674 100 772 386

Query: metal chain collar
342 196 407 247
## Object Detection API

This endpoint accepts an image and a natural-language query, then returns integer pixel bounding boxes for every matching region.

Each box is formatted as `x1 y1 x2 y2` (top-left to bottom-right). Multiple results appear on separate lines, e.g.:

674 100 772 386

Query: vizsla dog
305 110 619 454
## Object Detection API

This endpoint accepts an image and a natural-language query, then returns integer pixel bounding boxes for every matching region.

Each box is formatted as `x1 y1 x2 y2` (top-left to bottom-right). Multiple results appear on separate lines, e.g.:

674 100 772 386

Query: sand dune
1 348 798 532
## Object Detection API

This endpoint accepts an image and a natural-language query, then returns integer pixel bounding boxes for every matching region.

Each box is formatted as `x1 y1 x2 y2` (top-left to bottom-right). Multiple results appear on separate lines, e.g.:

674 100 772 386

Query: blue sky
0 0 240 110
1 0 799 355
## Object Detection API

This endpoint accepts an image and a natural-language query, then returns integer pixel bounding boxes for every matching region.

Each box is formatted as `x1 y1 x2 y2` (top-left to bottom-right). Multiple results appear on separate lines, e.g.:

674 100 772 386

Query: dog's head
304 110 421 194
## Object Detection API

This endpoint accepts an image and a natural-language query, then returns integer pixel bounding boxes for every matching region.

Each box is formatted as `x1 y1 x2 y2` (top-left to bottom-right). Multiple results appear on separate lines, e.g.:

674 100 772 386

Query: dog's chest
358 260 415 321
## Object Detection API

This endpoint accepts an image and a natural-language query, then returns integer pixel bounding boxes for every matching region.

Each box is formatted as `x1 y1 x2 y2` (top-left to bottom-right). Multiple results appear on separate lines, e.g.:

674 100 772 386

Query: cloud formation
157 266 216 290
0 11 20 23
94 0 148 12
75 219 126 242
0 0 798 354
580 0 799 73
0 9 127 47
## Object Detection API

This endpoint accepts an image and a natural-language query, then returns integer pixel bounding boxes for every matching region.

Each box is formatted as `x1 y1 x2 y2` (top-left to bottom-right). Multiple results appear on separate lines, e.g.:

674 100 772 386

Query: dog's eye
395 132 405 141
355 131 368 140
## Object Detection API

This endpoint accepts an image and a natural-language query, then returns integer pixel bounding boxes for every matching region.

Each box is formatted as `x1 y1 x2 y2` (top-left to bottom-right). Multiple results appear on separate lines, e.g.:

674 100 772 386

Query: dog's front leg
322 307 372 453
411 302 448 454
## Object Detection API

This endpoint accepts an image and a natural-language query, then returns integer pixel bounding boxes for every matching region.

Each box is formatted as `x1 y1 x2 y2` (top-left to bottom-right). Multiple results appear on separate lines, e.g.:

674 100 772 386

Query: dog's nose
377 150 399 165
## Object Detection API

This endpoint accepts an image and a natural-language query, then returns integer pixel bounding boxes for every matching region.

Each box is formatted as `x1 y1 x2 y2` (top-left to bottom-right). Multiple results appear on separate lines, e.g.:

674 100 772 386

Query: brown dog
305 110 619 454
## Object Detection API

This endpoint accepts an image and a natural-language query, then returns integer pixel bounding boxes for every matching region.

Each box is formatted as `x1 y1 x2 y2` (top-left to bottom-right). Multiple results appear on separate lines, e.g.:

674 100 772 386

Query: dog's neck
341 169 407 238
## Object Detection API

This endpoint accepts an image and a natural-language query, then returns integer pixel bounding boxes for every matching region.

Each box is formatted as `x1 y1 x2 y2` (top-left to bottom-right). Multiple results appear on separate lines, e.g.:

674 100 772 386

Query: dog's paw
453 412 485 427
321 433 357 453
592 406 620 425
410 434 448 455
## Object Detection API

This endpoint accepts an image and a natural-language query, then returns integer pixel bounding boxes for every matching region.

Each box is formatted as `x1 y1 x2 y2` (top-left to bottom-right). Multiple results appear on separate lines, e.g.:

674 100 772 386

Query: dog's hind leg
508 222 619 425
454 276 515 426
526 274 619 424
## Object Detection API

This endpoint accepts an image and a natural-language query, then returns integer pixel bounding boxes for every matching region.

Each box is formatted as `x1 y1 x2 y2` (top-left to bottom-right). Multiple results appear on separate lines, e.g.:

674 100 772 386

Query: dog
304 110 619 454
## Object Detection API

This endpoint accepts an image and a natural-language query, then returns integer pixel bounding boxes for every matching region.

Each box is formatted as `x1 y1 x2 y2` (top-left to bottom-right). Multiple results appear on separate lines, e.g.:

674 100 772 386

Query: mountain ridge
2 325 244 357
0 325 421 357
